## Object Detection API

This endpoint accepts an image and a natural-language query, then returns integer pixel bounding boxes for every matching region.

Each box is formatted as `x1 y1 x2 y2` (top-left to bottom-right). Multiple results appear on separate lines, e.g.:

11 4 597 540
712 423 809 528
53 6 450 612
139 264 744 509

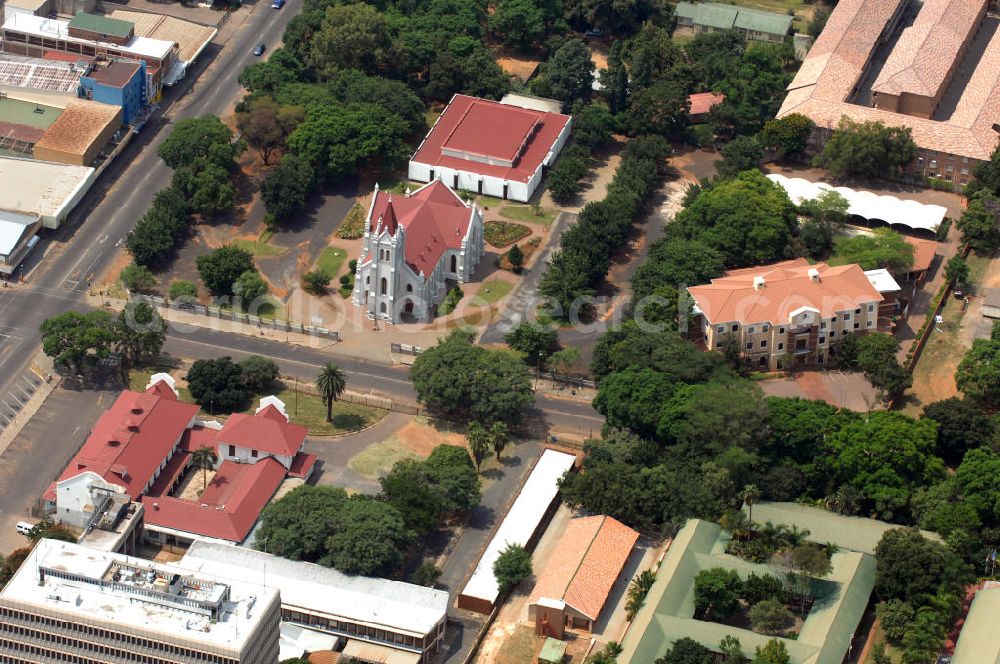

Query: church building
351 181 484 323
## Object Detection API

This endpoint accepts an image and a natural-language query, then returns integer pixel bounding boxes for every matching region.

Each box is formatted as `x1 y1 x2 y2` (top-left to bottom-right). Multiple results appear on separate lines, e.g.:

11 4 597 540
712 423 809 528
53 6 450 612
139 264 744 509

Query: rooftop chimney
808 268 820 283
753 275 765 291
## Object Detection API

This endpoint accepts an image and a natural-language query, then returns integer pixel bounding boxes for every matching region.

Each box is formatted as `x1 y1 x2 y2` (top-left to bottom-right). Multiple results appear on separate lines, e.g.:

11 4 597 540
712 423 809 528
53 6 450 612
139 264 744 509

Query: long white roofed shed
767 173 948 233
458 449 577 614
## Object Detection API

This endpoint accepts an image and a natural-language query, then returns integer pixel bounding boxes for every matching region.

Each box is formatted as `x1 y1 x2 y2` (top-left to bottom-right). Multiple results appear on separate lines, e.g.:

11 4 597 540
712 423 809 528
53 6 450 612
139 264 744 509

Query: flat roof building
0 156 94 228
408 94 572 203
178 541 450 663
0 539 281 664
778 0 1000 187
528 515 639 639
0 208 41 275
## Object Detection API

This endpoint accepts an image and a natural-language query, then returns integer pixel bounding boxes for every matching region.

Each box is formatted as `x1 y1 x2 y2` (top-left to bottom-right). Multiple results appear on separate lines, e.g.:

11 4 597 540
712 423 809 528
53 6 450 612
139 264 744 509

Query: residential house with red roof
45 374 316 550
408 94 572 202
528 515 639 638
352 180 484 323
687 259 887 371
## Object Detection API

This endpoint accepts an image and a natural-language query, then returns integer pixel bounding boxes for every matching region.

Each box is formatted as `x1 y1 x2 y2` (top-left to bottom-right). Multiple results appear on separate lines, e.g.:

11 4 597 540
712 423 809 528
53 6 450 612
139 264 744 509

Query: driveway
305 410 409 493
759 371 881 412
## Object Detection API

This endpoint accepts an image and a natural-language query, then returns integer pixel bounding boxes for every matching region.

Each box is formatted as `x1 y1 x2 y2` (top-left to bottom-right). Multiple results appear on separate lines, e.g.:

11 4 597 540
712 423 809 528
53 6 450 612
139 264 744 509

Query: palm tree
191 446 218 493
489 421 509 460
467 422 489 471
316 362 347 422
741 484 762 532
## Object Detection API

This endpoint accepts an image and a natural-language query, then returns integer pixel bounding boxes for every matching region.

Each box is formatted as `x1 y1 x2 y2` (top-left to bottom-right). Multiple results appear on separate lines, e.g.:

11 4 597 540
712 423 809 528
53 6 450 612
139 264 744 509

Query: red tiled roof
410 94 571 183
904 236 938 273
141 458 287 542
218 404 307 458
688 92 726 115
368 180 475 277
688 259 884 324
54 385 199 499
288 452 317 479
529 515 639 621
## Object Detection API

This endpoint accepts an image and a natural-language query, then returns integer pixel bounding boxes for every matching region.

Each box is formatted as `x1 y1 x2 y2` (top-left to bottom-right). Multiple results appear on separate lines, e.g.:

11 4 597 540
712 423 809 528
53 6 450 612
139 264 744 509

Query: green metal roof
746 502 942 555
538 638 567 663
733 7 793 35
952 586 1000 664
696 3 739 30
675 1 699 19
68 12 133 39
618 519 877 664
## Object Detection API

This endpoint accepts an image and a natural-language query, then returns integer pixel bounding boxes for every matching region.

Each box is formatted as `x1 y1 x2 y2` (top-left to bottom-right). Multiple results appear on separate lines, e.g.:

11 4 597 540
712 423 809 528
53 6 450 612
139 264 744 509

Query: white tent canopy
767 173 948 233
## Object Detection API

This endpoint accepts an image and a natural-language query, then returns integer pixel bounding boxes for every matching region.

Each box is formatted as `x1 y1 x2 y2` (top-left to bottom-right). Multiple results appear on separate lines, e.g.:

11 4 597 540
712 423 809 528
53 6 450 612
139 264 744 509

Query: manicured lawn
129 367 193 403
474 279 513 304
317 246 347 278
484 221 532 248
500 205 557 226
476 194 504 208
348 437 420 479
232 237 286 258
251 295 284 321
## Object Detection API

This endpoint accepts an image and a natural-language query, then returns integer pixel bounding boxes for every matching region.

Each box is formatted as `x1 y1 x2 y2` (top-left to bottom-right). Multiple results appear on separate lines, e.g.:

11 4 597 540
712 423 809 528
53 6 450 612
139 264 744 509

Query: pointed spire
382 199 399 236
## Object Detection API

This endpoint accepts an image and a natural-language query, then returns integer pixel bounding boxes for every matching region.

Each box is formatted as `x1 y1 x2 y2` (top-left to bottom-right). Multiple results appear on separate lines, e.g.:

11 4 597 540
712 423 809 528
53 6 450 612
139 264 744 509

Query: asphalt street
0 0 302 427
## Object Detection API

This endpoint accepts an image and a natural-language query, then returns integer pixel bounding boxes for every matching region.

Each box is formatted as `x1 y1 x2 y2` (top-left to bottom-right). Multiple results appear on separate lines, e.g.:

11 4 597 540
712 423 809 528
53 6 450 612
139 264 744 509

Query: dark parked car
253 42 266 56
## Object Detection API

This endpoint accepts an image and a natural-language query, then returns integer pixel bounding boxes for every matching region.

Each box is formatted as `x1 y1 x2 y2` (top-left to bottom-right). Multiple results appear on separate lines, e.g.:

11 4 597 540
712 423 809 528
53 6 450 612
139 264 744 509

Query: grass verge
317 246 348 278
232 237 286 258
500 205 557 226
473 279 513 304
348 437 420 479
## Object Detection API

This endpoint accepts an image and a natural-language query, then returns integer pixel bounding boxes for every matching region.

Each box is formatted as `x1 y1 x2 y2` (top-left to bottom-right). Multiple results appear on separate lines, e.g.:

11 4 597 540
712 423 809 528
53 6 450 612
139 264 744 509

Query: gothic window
380 277 388 295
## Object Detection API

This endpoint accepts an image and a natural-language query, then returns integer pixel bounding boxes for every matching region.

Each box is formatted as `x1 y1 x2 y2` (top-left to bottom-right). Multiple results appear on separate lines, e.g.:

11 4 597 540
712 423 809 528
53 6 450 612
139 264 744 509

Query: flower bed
484 221 532 248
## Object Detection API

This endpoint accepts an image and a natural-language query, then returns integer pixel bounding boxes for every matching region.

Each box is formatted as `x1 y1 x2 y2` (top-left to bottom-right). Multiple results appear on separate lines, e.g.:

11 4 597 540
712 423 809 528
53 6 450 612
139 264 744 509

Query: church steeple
381 198 399 236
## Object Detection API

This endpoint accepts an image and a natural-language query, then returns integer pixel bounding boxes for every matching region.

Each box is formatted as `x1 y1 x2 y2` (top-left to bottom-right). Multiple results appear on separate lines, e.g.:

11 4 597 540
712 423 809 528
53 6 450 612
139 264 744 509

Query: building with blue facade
79 59 147 125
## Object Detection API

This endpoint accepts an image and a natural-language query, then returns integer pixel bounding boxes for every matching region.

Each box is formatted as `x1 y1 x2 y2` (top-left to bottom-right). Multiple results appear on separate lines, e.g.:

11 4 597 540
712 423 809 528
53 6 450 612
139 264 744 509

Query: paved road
0 0 302 433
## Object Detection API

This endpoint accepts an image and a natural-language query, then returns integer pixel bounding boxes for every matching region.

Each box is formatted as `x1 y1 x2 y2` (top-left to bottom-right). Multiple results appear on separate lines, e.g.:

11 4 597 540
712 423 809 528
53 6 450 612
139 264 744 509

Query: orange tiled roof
688 259 883 325
904 236 938 273
688 92 725 116
778 0 1000 161
529 515 639 621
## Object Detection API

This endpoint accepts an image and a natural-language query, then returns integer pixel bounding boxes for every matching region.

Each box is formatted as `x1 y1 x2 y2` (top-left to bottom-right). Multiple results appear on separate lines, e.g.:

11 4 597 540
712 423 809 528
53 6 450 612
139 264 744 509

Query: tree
545 38 594 105
742 572 785 604
120 263 155 292
379 458 446 534
39 310 117 377
749 598 794 634
504 321 559 366
507 244 525 273
780 544 832 614
602 40 629 114
172 160 236 216
309 4 397 78
720 636 746 664
26 518 78 544
493 543 532 594
797 190 849 257
466 422 489 470
967 144 1000 198
752 639 790 664
412 562 442 587
825 412 944 520
588 642 624 664
302 270 332 294
0 548 30 587
808 6 830 37
549 347 581 376
239 355 279 392
625 80 688 138
830 228 914 273
876 599 914 643
715 136 763 179
874 528 968 604
693 567 743 619
956 338 1000 407
742 484 762 527
236 95 302 165
656 638 714 664
262 153 314 225
316 362 347 422
158 115 241 172
488 0 549 49
187 357 249 413
954 447 1000 526
424 444 481 513
546 155 589 202
116 301 166 371
625 570 656 620
956 191 1000 255
191 445 218 493
169 280 198 301
410 330 533 423
196 246 256 297
233 270 268 306
489 421 510 460
571 103 617 150
943 255 970 291
760 114 815 159
813 117 917 179
673 170 796 267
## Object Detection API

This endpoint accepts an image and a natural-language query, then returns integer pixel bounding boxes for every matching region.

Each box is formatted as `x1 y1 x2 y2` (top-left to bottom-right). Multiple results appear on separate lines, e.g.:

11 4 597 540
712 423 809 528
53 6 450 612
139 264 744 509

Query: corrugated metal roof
953 585 1000 664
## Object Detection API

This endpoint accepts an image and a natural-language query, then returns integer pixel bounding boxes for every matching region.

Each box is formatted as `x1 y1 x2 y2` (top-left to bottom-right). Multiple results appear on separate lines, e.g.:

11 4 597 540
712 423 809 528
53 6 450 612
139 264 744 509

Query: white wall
55 471 124 528
218 443 293 471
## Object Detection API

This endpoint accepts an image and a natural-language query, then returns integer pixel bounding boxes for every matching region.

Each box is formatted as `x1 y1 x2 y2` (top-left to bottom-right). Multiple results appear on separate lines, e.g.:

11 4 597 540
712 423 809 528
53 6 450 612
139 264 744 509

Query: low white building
408 94 572 203
352 180 484 323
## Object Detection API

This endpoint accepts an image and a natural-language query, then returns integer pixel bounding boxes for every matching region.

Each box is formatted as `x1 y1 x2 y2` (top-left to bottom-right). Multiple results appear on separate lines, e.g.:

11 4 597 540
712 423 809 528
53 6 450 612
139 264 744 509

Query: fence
530 370 595 389
290 379 420 415
129 294 340 342
390 343 423 356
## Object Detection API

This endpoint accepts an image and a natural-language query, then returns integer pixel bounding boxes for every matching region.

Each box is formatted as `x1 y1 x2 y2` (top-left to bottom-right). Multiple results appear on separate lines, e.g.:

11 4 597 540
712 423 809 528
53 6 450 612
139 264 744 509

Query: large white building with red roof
44 374 316 549
352 180 484 323
408 94 572 202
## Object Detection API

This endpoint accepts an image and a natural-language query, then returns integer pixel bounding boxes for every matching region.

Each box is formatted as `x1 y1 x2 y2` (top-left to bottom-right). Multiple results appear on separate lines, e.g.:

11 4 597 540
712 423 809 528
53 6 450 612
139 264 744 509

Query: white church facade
351 181 485 323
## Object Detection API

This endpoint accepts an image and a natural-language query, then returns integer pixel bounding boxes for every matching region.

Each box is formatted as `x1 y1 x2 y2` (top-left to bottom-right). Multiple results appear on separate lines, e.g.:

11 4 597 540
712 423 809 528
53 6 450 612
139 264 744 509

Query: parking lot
760 371 881 412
